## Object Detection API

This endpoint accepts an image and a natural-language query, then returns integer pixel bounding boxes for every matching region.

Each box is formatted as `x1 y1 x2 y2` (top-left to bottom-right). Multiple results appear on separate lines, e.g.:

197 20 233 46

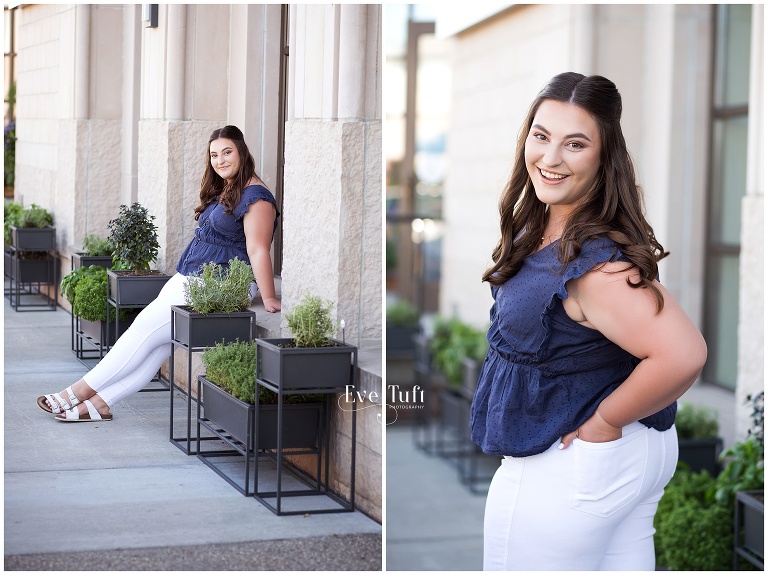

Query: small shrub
17 204 53 229
285 294 336 348
72 268 121 323
654 468 733 570
81 233 115 257
675 403 720 440
386 299 419 326
4 200 22 244
430 317 488 387
107 202 159 273
202 339 256 404
184 258 253 315
61 264 102 307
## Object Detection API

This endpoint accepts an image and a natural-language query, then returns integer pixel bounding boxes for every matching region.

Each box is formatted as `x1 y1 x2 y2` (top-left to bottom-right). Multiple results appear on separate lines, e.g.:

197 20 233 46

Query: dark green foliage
73 268 128 323
201 339 321 405
654 469 733 570
675 402 720 439
19 204 53 228
285 294 336 348
202 340 256 404
430 316 488 386
81 233 115 257
107 202 159 273
5 115 16 188
386 299 419 326
655 393 765 570
4 200 22 244
184 258 253 314
61 265 102 306
4 203 54 248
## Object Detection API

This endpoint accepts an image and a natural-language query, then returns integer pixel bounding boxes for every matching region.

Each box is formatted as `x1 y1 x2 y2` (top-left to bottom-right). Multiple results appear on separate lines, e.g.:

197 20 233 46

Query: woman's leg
48 273 187 415
483 422 674 571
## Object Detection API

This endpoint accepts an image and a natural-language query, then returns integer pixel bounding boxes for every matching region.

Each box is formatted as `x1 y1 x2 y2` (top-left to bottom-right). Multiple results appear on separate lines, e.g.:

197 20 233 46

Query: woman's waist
486 344 636 377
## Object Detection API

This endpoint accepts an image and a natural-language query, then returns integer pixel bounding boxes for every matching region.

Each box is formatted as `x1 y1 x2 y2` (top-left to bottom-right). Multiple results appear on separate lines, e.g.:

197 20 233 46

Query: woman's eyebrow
532 123 592 142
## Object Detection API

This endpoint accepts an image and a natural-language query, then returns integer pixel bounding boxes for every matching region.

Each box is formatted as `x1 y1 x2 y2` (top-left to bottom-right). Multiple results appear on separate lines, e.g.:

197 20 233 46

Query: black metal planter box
735 490 764 569
386 323 420 357
10 226 56 252
9 256 56 284
80 315 135 347
678 437 723 476
72 252 114 270
171 305 254 349
256 338 356 392
200 376 321 448
107 270 172 306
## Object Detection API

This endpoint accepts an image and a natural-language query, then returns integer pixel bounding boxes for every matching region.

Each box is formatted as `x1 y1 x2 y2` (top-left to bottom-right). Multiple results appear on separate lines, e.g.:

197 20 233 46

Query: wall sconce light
143 4 158 28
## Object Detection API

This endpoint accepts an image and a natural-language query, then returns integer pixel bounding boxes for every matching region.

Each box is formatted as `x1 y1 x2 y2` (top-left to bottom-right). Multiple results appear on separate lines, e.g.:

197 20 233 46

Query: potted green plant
5 204 58 310
8 203 56 252
171 258 255 349
72 233 115 270
255 294 357 393
675 402 723 476
429 317 487 459
199 339 322 449
61 265 133 347
106 202 171 305
386 299 420 357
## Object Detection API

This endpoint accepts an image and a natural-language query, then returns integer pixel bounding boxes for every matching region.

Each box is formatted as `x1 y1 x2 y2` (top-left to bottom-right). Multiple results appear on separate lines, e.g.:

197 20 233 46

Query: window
702 4 752 389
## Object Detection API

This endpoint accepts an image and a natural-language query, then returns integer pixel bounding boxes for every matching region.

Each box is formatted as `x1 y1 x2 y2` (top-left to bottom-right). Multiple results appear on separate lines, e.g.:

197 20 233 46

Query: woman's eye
566 142 584 150
533 133 546 141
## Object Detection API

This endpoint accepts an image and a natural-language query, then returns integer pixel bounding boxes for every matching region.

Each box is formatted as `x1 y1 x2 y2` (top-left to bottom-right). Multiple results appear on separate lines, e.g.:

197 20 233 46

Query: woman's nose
542 146 562 167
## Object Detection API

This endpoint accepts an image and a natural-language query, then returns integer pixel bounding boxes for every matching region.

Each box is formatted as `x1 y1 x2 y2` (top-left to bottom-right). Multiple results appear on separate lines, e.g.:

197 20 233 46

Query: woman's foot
37 381 93 414
37 386 81 414
55 395 113 423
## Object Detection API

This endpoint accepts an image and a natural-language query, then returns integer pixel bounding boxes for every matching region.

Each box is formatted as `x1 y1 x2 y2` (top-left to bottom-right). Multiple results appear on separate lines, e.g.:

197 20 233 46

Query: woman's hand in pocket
559 410 622 450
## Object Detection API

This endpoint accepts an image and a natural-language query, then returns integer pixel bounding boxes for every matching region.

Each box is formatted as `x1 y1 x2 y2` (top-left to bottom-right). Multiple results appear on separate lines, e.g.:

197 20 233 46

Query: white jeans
82 273 188 407
483 422 678 571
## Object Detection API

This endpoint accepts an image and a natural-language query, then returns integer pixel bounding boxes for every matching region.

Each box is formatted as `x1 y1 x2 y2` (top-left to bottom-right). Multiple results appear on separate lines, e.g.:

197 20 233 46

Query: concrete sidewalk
3 294 381 571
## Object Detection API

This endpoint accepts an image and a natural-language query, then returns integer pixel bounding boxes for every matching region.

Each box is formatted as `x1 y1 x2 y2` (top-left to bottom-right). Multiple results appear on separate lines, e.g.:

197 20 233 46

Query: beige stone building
7 4 382 520
388 4 763 445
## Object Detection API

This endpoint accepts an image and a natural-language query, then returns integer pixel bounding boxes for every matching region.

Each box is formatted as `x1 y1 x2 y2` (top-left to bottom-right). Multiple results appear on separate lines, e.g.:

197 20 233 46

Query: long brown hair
194 125 261 220
482 72 668 311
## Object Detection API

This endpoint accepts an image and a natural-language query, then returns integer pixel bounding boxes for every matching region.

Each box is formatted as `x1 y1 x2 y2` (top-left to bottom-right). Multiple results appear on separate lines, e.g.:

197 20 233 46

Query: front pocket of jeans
570 429 648 518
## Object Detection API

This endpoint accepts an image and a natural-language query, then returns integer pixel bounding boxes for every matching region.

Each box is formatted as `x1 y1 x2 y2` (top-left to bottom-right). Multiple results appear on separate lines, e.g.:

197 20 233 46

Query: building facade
9 3 382 520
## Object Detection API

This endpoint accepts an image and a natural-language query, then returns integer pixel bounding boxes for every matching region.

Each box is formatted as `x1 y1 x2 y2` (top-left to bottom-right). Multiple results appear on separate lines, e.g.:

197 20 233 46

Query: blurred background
385 4 763 571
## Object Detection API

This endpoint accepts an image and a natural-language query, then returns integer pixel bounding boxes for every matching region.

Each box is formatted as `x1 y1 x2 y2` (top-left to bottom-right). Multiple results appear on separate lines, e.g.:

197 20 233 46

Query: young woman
37 125 281 423
470 73 707 570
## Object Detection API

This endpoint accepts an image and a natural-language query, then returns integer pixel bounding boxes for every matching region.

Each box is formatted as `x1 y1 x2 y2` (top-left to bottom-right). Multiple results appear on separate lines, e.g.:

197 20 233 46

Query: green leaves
430 317 489 387
107 202 159 273
285 295 336 348
81 233 115 257
675 403 720 440
184 258 253 314
202 339 256 404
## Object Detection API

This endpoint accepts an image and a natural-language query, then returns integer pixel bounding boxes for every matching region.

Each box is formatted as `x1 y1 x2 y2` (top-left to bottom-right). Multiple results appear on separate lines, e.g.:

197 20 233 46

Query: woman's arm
560 260 707 447
243 200 281 313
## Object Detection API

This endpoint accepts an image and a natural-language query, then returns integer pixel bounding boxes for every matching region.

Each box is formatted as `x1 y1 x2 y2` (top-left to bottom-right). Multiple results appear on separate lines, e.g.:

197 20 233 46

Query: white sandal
37 386 81 414
55 399 113 423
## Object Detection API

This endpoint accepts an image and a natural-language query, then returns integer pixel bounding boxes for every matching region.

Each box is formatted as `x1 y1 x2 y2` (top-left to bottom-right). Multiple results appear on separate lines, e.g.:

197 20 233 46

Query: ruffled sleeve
234 185 279 220
555 237 624 300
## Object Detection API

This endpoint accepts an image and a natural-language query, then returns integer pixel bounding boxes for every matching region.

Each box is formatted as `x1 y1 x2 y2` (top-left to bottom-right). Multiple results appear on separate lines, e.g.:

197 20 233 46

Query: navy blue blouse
176 184 278 276
469 236 676 457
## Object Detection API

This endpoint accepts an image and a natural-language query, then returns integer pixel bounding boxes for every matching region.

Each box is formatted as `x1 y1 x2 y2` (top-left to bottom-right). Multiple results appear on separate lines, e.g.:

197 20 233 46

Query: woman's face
524 100 602 216
209 137 241 182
